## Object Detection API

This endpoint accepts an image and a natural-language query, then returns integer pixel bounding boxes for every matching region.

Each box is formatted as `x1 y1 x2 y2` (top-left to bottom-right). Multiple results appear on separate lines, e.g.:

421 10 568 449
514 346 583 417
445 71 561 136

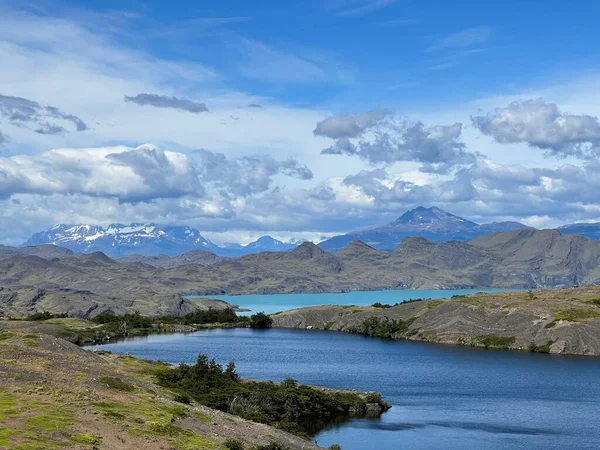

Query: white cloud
472 99 600 159
0 144 312 202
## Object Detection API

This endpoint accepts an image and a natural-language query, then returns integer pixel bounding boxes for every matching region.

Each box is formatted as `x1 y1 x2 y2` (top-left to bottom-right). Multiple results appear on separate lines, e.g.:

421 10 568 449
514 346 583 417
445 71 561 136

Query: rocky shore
271 287 600 356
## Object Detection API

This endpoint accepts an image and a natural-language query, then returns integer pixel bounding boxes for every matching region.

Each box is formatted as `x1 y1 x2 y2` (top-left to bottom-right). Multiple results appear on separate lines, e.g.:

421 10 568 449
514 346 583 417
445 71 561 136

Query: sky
1 0 600 245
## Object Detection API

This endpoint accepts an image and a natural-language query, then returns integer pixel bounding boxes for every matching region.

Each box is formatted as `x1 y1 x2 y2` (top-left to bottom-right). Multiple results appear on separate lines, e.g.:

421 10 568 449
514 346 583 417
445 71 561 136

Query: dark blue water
86 329 600 450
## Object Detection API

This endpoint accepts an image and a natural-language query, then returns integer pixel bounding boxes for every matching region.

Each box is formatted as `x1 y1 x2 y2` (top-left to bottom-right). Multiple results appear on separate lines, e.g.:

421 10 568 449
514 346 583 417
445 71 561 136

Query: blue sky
1 0 600 244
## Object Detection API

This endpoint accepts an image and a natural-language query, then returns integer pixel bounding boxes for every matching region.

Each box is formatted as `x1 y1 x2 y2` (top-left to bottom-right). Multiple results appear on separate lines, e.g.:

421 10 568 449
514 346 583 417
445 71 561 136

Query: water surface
87 328 600 450
190 288 517 315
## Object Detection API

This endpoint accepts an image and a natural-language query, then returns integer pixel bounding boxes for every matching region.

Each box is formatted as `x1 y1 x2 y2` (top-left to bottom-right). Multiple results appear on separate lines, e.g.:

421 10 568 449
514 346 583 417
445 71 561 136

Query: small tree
249 312 273 329
225 361 240 382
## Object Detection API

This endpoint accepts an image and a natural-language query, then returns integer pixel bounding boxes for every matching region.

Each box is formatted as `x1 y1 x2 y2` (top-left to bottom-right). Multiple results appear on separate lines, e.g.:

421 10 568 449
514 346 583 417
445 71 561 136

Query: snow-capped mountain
23 223 221 257
241 236 296 254
23 225 300 257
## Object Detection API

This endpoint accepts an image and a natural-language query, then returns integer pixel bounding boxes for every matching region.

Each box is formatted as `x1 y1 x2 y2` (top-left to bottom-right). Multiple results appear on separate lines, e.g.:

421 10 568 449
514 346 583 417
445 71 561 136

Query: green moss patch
473 334 516 349
71 433 102 445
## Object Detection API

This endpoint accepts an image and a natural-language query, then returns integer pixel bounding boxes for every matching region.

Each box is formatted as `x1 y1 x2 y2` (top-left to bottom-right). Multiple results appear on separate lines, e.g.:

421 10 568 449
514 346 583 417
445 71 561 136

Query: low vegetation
348 316 416 339
473 334 516 349
553 308 600 322
156 354 389 436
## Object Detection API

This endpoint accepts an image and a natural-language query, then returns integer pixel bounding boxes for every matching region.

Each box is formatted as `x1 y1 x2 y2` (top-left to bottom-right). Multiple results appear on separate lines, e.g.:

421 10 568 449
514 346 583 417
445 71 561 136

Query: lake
86 328 600 450
189 288 518 315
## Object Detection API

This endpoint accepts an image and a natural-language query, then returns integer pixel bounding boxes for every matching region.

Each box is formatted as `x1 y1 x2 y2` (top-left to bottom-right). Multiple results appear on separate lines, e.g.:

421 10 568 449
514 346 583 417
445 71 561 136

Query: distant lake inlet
187 288 521 315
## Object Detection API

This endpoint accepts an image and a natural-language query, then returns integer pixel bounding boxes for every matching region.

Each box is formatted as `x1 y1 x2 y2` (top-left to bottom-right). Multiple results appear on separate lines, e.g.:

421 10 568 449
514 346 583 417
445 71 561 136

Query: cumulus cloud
314 109 391 139
472 99 600 159
0 130 7 146
317 111 476 172
0 94 87 135
0 144 312 203
124 93 209 113
191 150 312 197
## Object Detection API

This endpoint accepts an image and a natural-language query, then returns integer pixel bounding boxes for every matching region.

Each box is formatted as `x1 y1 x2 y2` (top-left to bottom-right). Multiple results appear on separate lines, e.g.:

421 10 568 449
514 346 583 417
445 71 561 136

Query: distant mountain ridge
319 206 531 252
5 228 600 319
23 223 297 258
21 206 600 258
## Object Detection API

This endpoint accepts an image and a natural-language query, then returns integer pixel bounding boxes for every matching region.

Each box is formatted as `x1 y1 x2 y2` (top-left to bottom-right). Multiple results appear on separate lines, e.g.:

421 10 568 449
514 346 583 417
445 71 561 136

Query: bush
529 340 554 353
349 316 415 339
173 394 191 404
27 311 68 321
249 312 273 329
281 378 298 388
224 439 245 450
371 302 392 309
329 445 342 450
474 335 516 349
253 444 288 450
156 353 386 435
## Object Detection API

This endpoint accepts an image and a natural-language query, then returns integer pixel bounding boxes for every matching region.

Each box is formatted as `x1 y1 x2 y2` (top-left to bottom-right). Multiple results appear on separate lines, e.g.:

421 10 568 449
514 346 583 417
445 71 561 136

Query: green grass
99 376 135 392
427 300 446 308
553 308 600 322
0 332 15 342
71 433 102 445
0 427 18 447
26 405 76 431
0 390 21 421
194 411 212 423
473 334 516 349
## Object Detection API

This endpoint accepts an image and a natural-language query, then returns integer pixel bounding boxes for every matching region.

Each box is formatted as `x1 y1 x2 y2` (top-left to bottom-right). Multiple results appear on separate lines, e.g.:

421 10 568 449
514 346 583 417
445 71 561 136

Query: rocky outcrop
271 287 600 356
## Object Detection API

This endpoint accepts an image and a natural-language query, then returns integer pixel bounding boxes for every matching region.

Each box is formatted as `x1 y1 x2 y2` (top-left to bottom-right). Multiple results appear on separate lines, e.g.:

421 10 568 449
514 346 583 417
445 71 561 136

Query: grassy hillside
0 324 332 450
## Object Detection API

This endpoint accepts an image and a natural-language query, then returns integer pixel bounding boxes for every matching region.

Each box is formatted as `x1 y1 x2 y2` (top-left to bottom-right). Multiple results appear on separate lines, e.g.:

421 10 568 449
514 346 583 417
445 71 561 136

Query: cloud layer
0 94 87 135
124 93 209 113
0 144 312 203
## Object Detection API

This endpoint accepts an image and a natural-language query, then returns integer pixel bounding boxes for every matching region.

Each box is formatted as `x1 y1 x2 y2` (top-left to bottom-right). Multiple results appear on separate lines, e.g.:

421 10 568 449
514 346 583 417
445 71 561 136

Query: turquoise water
87 328 600 450
190 288 519 315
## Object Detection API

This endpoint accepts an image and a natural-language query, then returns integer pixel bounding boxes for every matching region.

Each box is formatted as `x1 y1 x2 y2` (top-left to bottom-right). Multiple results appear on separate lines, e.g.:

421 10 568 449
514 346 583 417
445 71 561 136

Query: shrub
329 445 342 450
253 444 288 450
27 311 68 321
349 316 415 339
156 353 387 435
249 312 273 329
173 394 191 404
224 439 245 450
529 341 554 353
281 378 298 388
474 335 516 349
371 302 392 309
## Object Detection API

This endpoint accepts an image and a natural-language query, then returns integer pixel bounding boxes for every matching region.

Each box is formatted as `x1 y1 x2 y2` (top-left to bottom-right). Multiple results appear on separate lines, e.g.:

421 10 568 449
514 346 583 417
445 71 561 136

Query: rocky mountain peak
390 206 478 230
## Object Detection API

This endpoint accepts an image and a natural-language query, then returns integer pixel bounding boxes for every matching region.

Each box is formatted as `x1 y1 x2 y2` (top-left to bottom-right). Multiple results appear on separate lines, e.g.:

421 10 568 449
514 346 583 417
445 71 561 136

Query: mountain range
23 223 295 258
21 206 600 258
318 206 531 252
3 227 600 318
